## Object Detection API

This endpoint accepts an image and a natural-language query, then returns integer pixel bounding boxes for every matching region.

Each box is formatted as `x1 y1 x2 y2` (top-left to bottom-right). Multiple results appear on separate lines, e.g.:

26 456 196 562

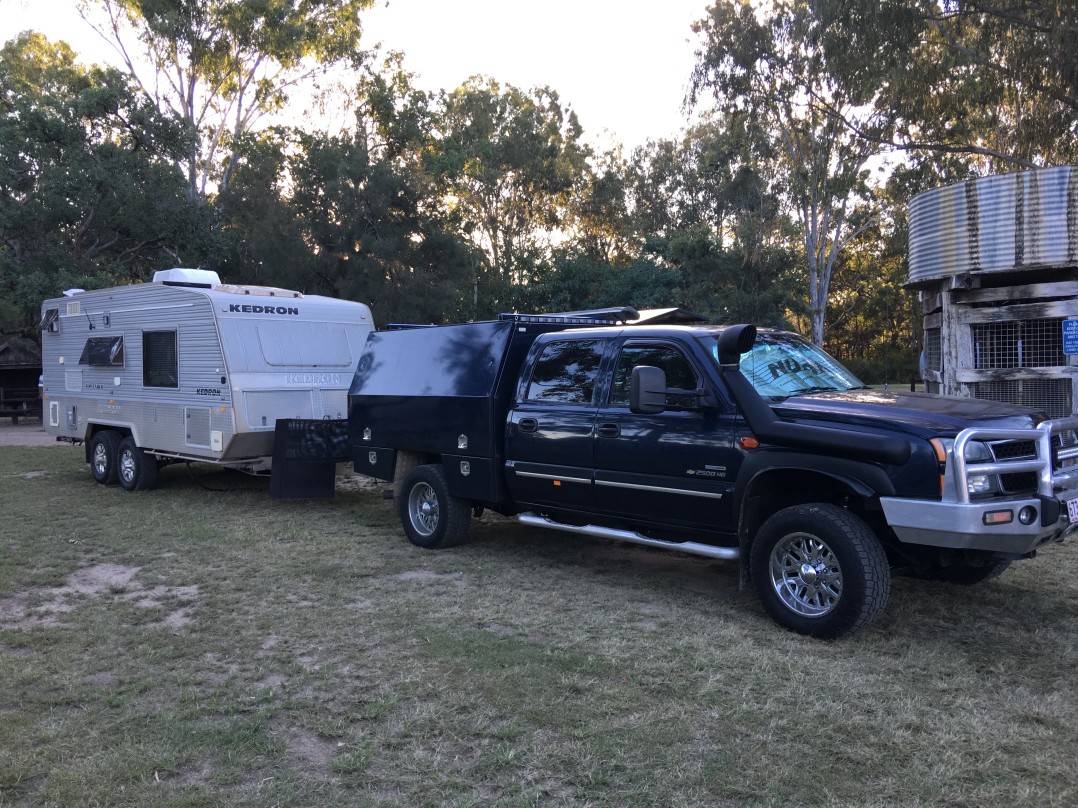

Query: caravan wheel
89 431 122 485
118 437 159 491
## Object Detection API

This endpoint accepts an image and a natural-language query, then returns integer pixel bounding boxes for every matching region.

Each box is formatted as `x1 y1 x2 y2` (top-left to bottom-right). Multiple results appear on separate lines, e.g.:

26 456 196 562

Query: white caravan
40 269 374 490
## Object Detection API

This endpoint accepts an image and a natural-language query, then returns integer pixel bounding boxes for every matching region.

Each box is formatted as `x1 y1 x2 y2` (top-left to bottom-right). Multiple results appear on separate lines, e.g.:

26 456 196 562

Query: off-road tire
750 503 890 639
117 436 159 492
89 430 122 486
399 464 471 549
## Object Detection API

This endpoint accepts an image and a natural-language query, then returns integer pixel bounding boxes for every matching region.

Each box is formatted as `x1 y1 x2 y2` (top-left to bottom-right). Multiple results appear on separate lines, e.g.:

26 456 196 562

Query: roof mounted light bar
500 306 639 325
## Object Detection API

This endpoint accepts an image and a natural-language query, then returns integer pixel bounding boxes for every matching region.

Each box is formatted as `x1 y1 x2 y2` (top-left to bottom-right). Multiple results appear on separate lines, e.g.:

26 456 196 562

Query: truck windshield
703 332 864 400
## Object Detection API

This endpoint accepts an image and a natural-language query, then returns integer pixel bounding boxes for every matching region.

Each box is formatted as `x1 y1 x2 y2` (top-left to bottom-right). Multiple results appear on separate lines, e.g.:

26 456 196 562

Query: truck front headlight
962 440 994 494
962 440 996 495
932 437 999 497
967 474 993 495
962 440 993 464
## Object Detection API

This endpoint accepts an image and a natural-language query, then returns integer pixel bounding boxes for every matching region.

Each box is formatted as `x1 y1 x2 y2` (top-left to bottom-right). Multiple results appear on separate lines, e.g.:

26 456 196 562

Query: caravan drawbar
40 269 374 490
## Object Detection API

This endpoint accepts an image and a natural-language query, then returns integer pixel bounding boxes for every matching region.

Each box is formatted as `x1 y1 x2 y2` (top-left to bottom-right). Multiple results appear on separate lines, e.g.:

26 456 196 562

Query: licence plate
1069 498 1078 523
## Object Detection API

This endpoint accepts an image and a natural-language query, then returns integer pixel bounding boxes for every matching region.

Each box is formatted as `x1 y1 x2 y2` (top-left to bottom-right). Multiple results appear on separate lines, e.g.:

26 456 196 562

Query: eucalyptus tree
522 250 682 314
626 116 776 247
283 130 475 323
425 77 591 316
690 0 892 346
0 32 196 326
811 0 1078 171
816 207 919 380
80 0 374 202
219 60 476 325
569 148 637 268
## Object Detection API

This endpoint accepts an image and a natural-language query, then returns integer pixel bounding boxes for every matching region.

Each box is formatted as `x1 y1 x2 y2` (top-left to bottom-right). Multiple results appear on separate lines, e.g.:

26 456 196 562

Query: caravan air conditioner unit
152 268 222 288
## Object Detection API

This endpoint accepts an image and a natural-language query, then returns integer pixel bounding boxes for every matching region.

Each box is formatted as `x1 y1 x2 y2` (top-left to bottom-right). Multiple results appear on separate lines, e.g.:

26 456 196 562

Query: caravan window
79 336 124 367
257 323 353 367
143 331 178 387
40 308 60 333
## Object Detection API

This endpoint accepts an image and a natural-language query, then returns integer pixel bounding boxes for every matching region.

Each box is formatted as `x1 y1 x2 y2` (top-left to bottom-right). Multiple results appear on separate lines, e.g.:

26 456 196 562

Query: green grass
1 445 1076 807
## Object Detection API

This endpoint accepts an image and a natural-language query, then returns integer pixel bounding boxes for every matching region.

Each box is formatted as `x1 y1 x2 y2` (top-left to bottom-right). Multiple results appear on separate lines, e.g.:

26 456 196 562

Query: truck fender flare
731 451 894 582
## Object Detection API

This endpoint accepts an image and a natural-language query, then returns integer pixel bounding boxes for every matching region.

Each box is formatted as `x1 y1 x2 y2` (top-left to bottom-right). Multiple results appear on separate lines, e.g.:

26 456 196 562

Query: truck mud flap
270 419 350 499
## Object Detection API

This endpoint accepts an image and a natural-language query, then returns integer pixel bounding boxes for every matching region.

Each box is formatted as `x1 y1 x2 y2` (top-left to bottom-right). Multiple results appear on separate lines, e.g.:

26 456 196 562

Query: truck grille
1000 471 1038 494
987 428 1078 495
992 440 1035 460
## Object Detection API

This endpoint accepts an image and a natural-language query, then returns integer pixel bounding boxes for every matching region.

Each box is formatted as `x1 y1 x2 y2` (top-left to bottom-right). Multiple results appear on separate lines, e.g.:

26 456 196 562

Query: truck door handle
597 423 620 438
519 418 538 433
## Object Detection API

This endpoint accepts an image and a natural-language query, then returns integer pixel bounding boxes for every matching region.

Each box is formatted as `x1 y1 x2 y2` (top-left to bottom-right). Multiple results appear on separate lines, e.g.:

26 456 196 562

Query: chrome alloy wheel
768 532 843 618
119 448 136 485
407 481 439 537
92 442 110 477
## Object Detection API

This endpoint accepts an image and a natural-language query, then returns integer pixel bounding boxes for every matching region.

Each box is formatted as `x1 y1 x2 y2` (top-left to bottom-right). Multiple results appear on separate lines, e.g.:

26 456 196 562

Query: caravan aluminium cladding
227 304 300 315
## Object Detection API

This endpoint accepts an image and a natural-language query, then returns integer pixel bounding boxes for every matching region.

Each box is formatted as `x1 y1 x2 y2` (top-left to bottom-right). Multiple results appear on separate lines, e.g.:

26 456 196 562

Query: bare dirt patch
392 569 465 585
63 563 141 594
0 422 59 447
0 563 199 629
280 724 339 775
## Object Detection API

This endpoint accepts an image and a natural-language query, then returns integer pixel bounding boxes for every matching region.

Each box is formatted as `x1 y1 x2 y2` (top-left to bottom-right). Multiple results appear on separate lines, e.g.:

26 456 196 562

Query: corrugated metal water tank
909 166 1078 283
909 166 1077 418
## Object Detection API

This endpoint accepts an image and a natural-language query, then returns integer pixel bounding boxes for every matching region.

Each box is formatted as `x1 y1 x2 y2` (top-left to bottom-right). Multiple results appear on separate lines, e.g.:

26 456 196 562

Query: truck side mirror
630 366 667 414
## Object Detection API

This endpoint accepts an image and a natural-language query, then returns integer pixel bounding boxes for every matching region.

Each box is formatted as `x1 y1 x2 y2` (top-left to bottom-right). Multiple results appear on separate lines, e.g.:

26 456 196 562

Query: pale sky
3 0 710 151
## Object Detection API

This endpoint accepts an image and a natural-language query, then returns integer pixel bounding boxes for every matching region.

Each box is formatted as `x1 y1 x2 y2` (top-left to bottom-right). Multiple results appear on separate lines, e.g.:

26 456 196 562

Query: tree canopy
0 32 200 328
79 0 373 201
2 0 1072 373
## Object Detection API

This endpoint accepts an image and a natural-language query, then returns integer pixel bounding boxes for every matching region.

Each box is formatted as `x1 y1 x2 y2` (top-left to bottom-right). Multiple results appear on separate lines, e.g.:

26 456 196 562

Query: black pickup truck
347 309 1078 638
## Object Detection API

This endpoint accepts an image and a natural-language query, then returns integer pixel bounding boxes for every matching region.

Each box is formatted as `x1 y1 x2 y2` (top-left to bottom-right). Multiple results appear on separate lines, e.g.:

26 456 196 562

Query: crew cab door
592 340 739 535
504 338 607 512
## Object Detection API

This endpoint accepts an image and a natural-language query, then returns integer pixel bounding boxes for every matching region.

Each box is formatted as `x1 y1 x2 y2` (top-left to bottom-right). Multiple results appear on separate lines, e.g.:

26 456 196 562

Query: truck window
143 331 178 388
525 339 605 405
78 336 124 368
610 344 698 408
719 333 862 400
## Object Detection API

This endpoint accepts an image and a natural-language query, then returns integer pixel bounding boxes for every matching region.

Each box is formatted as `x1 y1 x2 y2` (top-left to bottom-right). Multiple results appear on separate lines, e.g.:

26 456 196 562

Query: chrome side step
517 513 740 560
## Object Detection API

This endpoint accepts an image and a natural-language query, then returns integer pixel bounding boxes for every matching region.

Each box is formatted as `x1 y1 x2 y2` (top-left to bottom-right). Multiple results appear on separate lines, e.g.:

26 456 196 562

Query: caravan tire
399 464 471 549
118 436 159 491
89 430 122 485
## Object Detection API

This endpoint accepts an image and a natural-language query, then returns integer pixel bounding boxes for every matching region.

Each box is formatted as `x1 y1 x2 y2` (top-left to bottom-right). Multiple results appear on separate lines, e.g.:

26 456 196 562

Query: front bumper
880 492 1078 554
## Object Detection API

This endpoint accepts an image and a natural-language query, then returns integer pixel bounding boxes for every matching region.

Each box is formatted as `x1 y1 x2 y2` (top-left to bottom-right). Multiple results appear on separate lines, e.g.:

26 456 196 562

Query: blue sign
1064 319 1078 356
